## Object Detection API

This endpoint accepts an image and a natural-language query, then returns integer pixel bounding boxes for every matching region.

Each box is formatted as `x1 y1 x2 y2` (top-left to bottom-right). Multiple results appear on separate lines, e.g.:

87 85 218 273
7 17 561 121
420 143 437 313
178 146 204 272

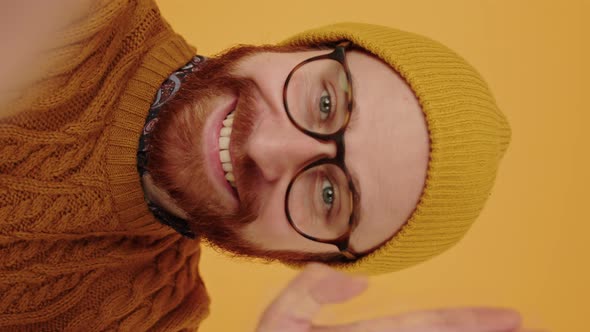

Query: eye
321 178 335 209
318 90 332 121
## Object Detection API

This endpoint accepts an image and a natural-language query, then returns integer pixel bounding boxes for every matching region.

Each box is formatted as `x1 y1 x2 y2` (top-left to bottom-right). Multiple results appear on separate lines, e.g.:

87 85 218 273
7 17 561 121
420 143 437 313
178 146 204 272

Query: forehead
344 49 430 252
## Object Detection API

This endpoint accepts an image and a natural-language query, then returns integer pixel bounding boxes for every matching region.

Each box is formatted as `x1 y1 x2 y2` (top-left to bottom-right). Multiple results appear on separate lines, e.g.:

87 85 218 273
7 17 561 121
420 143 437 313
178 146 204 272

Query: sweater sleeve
0 1 210 330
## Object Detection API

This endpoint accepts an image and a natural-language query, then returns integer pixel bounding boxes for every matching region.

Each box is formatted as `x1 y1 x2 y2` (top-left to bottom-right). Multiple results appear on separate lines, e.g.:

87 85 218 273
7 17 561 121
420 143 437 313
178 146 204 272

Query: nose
245 115 337 182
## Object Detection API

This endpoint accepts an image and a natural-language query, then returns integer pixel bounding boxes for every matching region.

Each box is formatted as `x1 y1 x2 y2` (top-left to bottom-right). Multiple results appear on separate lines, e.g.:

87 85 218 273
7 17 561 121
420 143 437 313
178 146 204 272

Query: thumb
256 263 368 332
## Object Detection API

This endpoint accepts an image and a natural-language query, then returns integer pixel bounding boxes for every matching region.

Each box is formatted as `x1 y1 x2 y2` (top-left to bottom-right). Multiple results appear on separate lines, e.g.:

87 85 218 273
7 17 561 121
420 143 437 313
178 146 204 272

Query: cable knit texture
0 0 210 330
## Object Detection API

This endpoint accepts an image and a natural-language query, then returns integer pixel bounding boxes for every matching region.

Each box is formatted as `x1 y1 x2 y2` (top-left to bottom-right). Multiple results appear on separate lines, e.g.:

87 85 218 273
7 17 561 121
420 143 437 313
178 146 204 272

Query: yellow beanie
282 22 512 275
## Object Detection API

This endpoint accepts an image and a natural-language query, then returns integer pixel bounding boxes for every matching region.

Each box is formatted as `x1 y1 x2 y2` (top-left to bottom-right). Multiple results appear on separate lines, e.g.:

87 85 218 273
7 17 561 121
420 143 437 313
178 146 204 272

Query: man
0 0 517 331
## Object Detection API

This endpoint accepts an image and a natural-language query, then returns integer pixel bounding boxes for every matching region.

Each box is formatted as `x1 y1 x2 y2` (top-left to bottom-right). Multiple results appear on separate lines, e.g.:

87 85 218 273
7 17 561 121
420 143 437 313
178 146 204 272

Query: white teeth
220 127 232 137
219 111 236 189
219 150 231 163
219 136 230 149
222 162 233 172
222 118 234 127
225 172 235 182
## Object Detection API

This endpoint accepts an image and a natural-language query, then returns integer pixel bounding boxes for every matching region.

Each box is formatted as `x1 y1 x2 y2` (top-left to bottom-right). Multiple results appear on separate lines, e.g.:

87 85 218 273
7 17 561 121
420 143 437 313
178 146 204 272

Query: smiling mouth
219 110 237 189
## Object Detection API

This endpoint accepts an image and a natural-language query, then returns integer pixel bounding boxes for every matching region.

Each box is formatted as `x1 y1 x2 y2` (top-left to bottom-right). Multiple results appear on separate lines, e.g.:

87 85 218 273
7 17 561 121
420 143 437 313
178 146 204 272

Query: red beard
147 44 261 249
147 43 345 265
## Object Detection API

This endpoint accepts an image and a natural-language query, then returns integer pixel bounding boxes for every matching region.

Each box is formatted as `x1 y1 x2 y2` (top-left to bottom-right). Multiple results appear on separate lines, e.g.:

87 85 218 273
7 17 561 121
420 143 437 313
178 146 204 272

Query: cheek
239 177 344 254
242 180 295 243
235 53 287 82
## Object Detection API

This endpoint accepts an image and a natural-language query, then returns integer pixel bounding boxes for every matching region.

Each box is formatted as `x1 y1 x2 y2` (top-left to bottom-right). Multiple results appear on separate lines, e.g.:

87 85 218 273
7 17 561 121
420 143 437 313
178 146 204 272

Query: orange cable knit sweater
0 1 210 330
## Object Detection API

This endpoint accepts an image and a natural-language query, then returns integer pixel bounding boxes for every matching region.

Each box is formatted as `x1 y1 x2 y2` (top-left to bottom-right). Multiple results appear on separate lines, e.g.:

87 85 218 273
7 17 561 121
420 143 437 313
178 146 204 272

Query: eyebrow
348 168 362 233
346 70 362 232
349 71 358 109
347 67 361 130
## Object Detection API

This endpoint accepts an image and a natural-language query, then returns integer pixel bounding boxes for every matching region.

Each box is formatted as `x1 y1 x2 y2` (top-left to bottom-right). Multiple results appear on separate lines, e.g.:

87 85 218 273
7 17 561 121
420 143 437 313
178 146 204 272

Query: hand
0 0 94 112
256 263 532 332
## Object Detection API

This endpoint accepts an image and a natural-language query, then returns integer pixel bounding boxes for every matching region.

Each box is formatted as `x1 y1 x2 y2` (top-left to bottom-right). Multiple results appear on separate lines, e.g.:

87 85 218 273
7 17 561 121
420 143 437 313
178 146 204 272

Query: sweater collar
137 55 207 238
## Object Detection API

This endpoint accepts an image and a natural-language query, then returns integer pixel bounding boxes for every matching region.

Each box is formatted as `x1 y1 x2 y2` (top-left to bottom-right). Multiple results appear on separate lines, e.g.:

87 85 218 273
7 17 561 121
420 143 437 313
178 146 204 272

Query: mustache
147 70 262 236
190 75 262 225
229 79 260 211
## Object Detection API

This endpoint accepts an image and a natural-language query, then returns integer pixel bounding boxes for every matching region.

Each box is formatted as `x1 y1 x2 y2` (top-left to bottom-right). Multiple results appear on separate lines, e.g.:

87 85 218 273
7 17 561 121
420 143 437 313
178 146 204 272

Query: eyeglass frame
282 41 362 260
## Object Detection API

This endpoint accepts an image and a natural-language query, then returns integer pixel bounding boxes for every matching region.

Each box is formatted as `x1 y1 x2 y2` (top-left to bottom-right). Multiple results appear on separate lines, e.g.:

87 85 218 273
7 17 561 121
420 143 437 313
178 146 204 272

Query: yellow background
156 1 588 331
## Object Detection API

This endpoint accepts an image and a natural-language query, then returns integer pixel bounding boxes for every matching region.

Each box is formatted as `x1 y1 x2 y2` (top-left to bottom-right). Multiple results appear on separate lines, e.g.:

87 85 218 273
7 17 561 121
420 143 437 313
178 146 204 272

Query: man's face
149 44 429 261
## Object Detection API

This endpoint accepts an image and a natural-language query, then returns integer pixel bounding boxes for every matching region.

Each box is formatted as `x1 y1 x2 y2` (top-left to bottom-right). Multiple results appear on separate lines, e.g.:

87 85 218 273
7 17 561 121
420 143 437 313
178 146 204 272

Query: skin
257 264 527 332
0 3 533 329
228 49 430 254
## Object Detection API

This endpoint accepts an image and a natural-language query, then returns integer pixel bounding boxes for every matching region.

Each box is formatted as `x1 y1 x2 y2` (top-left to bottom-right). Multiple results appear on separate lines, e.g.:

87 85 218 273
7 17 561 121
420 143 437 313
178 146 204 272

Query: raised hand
256 263 527 332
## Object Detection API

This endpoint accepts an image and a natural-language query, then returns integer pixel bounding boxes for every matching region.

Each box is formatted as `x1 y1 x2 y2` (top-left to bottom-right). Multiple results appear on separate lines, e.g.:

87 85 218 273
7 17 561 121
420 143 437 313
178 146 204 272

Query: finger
312 307 521 332
256 263 368 332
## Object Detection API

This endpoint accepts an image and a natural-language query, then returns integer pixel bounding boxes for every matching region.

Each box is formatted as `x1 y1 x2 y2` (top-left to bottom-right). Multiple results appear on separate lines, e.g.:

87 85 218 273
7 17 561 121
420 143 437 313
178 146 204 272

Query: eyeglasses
283 41 360 260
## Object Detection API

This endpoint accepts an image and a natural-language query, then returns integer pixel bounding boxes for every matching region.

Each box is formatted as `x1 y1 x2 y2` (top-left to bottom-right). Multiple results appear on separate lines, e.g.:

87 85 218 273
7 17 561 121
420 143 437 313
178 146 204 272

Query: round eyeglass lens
285 59 351 135
286 163 352 240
